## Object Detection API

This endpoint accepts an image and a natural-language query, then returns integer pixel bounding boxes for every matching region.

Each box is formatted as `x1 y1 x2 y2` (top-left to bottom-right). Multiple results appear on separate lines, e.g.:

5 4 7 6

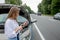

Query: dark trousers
17 33 19 40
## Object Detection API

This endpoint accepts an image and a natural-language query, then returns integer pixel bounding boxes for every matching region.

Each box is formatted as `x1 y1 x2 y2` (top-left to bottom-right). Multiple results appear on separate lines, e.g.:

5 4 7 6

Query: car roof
57 13 60 14
0 4 20 8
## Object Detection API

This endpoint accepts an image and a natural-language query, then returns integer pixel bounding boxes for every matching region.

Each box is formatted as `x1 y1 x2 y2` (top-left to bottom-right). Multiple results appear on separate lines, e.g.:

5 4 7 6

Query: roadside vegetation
38 0 60 16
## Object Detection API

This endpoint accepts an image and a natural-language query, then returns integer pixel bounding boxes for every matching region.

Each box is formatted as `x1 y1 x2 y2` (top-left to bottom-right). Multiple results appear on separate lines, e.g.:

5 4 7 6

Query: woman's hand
18 26 23 31
23 21 29 27
15 21 29 33
15 26 23 33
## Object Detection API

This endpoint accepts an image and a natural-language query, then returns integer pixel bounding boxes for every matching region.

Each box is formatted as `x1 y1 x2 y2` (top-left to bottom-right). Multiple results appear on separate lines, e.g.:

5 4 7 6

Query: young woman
5 7 28 40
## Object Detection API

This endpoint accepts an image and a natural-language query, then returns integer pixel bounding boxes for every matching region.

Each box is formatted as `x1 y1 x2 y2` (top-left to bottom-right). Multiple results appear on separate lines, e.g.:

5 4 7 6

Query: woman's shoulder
6 19 13 23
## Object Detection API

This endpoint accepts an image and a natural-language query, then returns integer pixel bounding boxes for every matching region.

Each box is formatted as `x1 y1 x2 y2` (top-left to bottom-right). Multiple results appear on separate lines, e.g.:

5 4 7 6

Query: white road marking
31 17 45 40
33 23 45 40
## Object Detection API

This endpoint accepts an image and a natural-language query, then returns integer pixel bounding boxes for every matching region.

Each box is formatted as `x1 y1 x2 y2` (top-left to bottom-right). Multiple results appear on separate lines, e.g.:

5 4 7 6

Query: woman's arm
14 26 23 33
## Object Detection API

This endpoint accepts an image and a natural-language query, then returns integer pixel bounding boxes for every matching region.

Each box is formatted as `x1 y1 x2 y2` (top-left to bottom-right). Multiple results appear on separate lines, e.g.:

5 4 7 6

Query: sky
0 0 42 13
22 0 42 12
0 0 5 3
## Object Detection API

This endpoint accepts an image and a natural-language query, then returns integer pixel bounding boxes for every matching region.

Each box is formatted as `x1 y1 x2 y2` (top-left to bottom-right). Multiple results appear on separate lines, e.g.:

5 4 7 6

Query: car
53 13 60 20
37 12 41 16
0 4 37 40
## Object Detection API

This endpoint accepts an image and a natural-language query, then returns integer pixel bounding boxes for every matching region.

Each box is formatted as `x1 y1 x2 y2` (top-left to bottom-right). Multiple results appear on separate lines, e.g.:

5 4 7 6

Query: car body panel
54 13 60 20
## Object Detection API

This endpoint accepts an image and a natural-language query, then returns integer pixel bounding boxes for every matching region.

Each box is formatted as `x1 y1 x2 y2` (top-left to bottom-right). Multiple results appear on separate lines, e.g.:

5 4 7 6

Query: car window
0 14 8 22
59 14 60 15
57 13 60 15
0 14 28 23
17 16 28 22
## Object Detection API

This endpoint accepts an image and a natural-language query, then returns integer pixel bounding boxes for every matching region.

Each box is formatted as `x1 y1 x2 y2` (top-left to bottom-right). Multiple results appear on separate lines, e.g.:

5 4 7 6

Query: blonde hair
7 6 20 20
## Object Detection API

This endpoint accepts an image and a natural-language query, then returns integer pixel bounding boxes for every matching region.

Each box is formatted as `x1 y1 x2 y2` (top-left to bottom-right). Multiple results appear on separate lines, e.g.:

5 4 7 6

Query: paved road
30 14 60 40
0 33 8 40
0 29 8 40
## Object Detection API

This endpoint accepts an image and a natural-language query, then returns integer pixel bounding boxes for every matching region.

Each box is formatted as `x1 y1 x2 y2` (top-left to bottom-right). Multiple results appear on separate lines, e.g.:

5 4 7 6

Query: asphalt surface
30 14 60 40
0 29 8 40
0 34 8 40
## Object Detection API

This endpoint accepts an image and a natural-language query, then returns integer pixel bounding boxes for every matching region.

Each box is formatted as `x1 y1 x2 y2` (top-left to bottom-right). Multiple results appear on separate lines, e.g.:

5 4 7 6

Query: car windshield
0 14 27 23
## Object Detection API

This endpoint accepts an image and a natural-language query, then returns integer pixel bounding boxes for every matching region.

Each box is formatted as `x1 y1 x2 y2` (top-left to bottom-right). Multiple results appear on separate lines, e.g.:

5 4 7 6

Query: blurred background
0 0 60 40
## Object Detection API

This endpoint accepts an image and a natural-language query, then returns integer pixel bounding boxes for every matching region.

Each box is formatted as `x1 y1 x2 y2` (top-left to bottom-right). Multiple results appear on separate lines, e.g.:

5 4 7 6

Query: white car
53 13 60 20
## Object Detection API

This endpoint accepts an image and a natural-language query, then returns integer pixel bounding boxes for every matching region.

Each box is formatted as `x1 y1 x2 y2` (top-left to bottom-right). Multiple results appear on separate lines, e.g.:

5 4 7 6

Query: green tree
22 4 35 14
5 0 22 5
38 0 52 14
38 0 60 15
26 6 34 13
51 0 60 15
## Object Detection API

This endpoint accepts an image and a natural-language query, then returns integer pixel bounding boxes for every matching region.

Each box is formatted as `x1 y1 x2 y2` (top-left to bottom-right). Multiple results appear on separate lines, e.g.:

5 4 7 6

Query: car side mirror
31 19 37 24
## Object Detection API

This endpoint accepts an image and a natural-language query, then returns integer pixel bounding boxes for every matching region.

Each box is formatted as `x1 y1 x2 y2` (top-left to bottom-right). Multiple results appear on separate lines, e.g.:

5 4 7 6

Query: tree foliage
5 0 22 5
38 0 60 15
20 4 35 14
